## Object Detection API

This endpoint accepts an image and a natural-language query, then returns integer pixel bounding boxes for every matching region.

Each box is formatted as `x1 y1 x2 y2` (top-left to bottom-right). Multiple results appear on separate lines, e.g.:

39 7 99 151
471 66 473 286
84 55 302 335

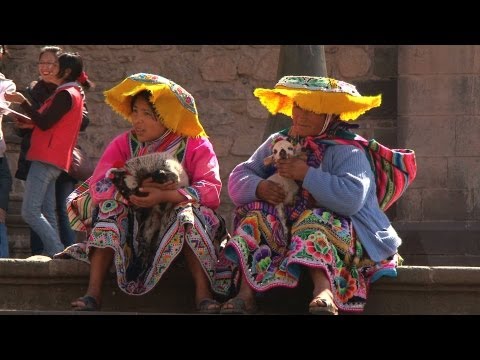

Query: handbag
68 145 95 181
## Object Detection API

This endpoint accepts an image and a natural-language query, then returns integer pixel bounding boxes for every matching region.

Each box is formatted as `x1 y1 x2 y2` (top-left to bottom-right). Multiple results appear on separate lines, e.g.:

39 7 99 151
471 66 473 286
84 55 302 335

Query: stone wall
2 45 281 226
3 45 399 229
397 46 480 224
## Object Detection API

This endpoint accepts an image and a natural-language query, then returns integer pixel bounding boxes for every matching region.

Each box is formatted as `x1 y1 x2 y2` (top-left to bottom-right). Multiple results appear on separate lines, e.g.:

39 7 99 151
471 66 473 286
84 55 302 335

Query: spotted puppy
107 152 189 277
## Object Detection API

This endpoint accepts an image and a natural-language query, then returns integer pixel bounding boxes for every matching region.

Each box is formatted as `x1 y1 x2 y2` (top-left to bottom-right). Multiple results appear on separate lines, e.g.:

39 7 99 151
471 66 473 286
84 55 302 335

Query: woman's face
38 51 59 84
131 96 167 142
290 104 329 137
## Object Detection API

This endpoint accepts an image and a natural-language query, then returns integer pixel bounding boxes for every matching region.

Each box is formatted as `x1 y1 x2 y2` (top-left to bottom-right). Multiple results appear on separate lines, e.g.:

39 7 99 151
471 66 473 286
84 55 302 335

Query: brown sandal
196 298 221 314
309 296 338 315
71 295 100 311
220 297 258 315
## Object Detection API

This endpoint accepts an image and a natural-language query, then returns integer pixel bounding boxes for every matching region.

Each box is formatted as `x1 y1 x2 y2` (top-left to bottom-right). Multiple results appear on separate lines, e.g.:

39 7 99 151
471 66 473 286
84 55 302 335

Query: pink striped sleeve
181 137 222 210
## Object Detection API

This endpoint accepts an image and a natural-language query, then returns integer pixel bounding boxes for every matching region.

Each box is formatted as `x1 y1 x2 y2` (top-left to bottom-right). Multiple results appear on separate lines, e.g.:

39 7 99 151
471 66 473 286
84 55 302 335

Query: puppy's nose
279 149 287 159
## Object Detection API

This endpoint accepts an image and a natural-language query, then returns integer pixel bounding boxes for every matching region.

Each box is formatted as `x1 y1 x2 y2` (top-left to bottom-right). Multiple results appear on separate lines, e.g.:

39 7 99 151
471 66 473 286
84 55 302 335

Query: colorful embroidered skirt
214 202 398 312
56 199 226 296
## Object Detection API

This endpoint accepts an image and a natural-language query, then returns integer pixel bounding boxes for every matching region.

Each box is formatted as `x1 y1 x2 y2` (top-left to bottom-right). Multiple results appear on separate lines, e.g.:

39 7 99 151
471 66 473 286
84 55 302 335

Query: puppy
107 152 189 278
263 139 300 237
107 152 188 199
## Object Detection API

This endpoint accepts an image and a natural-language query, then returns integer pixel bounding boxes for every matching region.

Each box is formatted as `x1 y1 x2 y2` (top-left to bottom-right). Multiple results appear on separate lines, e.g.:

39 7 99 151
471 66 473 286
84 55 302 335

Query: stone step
5 214 86 259
0 257 478 314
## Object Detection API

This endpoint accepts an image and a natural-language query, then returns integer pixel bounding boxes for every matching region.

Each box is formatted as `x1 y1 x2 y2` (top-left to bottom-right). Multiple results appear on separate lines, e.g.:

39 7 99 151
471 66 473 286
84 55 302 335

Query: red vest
27 83 84 172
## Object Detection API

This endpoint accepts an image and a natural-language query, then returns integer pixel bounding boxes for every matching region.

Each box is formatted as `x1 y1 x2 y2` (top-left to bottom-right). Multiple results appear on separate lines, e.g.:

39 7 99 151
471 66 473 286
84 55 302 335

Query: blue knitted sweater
228 133 401 262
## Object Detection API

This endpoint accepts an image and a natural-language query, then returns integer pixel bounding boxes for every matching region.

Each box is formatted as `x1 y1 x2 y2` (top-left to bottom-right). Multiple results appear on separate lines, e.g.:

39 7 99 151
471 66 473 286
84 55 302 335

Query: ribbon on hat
77 71 88 84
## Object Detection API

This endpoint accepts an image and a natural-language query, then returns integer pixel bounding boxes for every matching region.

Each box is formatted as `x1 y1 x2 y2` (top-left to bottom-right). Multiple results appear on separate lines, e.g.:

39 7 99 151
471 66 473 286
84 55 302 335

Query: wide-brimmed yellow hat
253 75 382 121
104 73 207 137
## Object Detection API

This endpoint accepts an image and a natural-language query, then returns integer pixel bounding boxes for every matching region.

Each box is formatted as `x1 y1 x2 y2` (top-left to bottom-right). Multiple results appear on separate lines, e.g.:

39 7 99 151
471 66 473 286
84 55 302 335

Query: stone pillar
263 45 327 140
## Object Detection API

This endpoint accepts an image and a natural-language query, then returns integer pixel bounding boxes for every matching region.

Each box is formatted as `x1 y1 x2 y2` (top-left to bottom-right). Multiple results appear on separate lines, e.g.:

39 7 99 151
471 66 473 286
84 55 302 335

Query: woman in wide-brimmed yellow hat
215 75 403 315
58 73 227 313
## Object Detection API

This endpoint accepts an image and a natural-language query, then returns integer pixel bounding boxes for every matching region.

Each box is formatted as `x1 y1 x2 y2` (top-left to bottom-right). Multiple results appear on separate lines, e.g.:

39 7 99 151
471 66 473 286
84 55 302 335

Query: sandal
309 296 338 315
196 298 221 314
220 297 257 315
71 295 100 311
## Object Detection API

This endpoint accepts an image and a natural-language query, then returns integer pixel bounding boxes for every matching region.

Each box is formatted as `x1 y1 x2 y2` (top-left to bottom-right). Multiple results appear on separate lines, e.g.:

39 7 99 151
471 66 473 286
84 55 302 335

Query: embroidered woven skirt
56 200 225 296
214 202 397 312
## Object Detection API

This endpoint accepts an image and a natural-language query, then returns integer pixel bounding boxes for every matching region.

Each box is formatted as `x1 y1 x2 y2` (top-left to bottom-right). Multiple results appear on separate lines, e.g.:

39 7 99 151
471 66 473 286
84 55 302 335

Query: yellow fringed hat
253 75 382 121
104 73 207 137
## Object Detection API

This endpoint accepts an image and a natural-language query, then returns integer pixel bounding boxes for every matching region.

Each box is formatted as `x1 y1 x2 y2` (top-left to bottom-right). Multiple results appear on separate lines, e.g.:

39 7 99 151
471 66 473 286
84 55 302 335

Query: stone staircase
4 204 480 315
0 257 479 314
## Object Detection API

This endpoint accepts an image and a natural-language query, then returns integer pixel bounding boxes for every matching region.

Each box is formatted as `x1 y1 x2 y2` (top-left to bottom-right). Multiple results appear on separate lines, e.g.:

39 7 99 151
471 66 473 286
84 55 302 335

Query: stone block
398 116 455 157
412 157 447 189
237 55 255 76
372 128 397 147
88 61 126 82
395 188 423 221
423 189 470 220
475 188 480 220
447 157 480 189
217 156 244 181
374 46 398 78
456 116 480 156
231 134 263 156
398 75 474 116
200 55 237 82
177 45 202 52
210 136 232 157
209 83 247 100
137 45 163 52
399 45 475 74
337 46 371 78
253 51 279 81
247 99 268 119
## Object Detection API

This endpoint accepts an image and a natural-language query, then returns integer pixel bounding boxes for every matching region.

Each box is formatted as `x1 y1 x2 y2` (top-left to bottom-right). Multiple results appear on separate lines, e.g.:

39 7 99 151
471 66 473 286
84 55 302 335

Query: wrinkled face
272 139 296 161
131 96 167 142
291 104 329 137
38 51 59 84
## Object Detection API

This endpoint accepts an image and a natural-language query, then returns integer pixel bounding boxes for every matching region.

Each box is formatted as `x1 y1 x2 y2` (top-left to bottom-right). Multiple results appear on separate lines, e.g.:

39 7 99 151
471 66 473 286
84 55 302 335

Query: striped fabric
321 130 417 211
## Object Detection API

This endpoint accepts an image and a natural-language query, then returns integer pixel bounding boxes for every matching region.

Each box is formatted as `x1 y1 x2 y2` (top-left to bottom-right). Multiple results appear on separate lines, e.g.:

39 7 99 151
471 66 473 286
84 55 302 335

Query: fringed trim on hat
254 88 381 121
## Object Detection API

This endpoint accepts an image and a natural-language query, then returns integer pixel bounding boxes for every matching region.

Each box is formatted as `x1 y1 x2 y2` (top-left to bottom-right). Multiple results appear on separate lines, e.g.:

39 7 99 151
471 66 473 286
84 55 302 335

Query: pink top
90 130 222 210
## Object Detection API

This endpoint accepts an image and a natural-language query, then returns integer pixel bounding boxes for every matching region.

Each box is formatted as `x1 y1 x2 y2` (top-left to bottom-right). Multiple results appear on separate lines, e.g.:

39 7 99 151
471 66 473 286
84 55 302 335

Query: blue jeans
0 156 12 258
22 161 64 257
29 174 77 254
0 223 8 258
56 174 76 247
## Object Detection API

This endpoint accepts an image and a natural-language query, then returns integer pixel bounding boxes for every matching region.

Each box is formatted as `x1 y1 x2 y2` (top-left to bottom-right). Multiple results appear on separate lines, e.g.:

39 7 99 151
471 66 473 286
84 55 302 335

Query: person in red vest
14 46 92 256
5 52 87 257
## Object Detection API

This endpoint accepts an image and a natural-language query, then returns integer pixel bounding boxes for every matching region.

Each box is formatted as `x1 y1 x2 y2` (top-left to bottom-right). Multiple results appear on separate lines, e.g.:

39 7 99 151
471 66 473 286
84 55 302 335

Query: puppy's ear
263 155 274 166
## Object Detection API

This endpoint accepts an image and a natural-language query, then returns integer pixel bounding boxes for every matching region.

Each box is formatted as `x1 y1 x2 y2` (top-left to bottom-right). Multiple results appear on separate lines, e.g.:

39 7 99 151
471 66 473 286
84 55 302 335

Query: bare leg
71 247 114 309
309 267 338 313
183 243 219 311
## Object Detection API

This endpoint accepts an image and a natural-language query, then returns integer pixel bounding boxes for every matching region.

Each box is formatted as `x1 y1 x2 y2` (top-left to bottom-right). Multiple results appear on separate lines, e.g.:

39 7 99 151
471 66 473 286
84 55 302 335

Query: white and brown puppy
264 139 300 237
264 139 300 205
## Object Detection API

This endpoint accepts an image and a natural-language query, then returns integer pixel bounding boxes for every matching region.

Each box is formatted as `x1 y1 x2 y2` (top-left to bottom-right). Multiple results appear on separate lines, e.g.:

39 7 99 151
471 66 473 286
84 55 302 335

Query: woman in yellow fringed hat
58 73 227 313
214 76 402 315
